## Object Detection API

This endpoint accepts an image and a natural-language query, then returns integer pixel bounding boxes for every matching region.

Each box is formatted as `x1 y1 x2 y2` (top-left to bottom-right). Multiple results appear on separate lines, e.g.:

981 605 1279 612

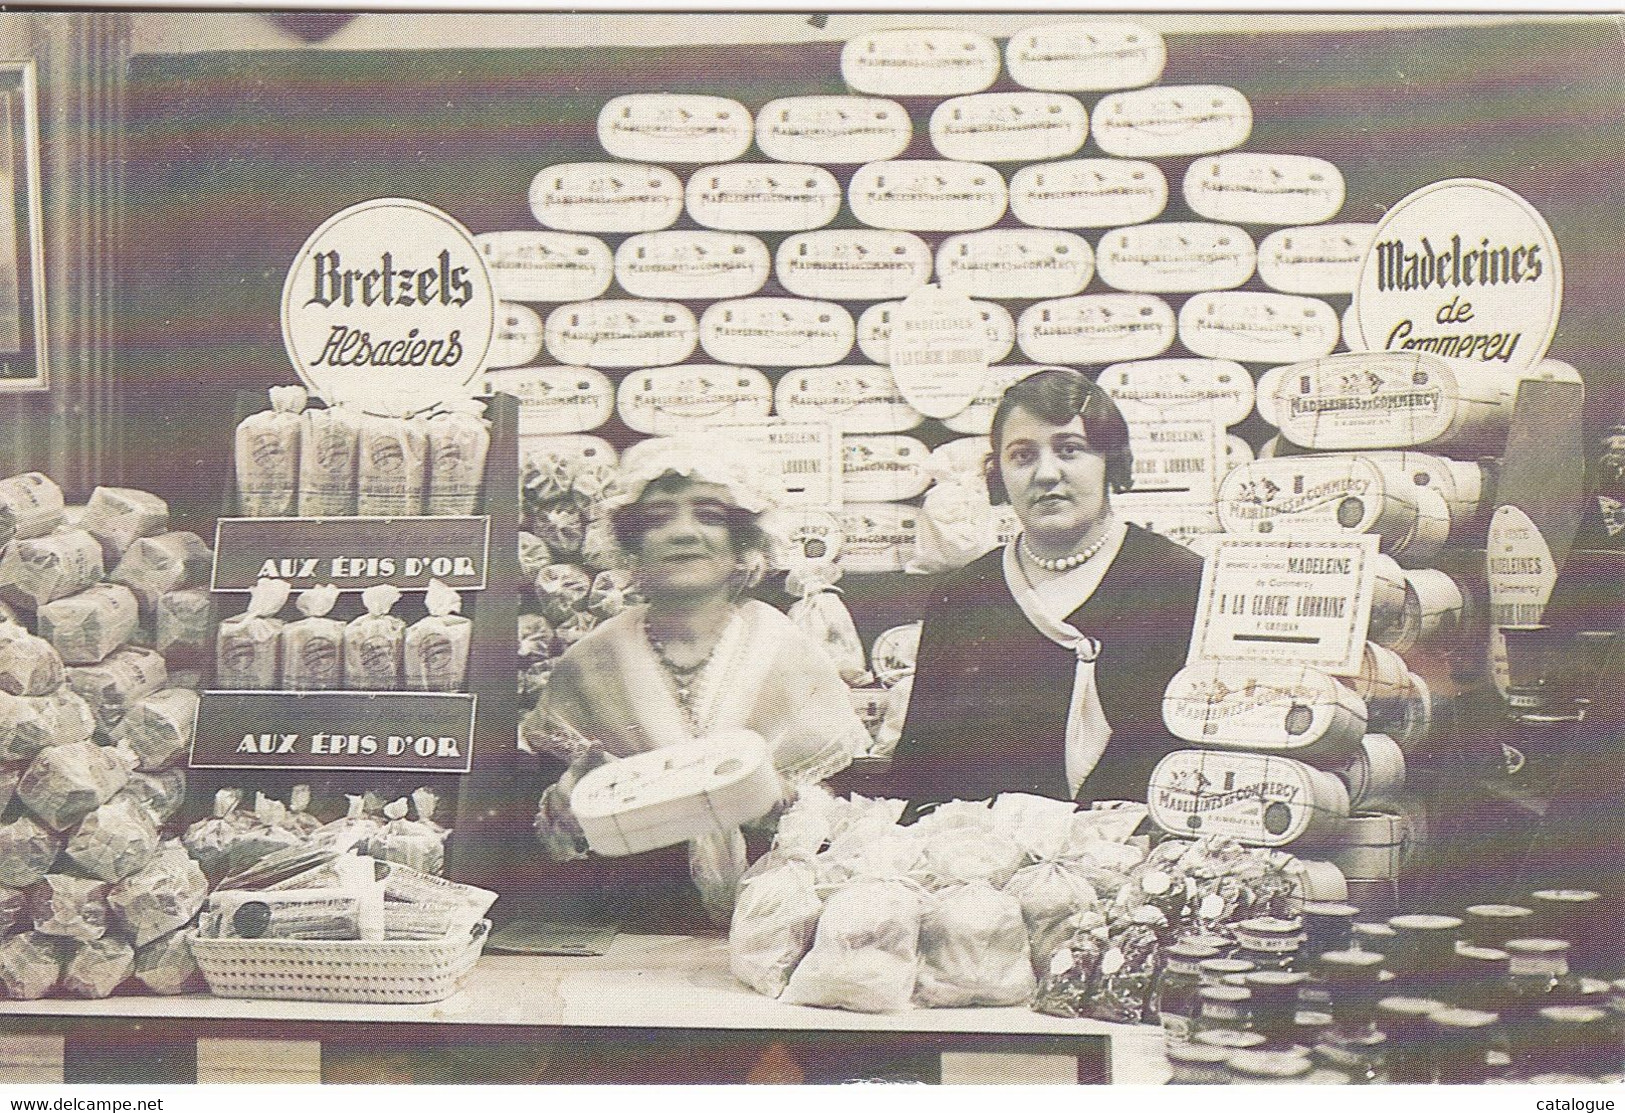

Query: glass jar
1301 901 1360 962
1232 916 1306 971
1462 903 1535 949
1154 941 1221 1046
1225 1049 1313 1084
1515 1005 1615 1080
1426 1006 1501 1084
1387 913 1464 994
1245 970 1310 1049
1318 948 1387 1036
1314 1028 1390 1084
1446 943 1511 1011
1199 956 1257 987
1197 984 1254 1035
1165 1041 1232 1085
1376 995 1448 1084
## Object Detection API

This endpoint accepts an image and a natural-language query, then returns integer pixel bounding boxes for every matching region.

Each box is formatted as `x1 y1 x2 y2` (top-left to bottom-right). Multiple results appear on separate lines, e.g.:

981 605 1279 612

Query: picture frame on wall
0 58 46 392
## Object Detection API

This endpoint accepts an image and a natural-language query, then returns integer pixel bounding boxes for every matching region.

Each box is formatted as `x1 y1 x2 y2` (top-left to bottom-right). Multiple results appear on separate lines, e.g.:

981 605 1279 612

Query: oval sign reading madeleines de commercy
281 198 495 418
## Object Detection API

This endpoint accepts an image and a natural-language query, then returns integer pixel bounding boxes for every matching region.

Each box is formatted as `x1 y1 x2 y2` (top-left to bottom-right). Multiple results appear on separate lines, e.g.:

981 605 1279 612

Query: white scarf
1002 521 1127 797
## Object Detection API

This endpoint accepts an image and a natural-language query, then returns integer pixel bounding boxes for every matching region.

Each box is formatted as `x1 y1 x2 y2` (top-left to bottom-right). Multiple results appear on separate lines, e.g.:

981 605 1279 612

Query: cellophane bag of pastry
0 528 105 613
214 578 290 690
118 767 187 826
282 584 344 690
356 412 430 517
38 582 140 666
553 610 597 648
282 783 323 838
0 627 65 697
728 848 824 999
235 385 307 517
1091 906 1168 1023
785 564 871 686
533 563 591 624
107 840 208 947
426 400 491 516
309 791 387 853
344 584 404 691
18 738 129 831
0 883 24 934
0 762 16 815
530 499 589 560
586 568 642 620
132 929 203 995
181 788 247 879
0 932 63 999
65 794 161 882
155 587 216 663
111 531 213 619
517 531 552 585
61 936 136 999
115 686 198 771
0 471 65 547
0 686 95 761
365 794 447 875
994 794 1103 977
914 881 1037 1007
76 486 170 567
782 878 923 1014
298 400 363 517
29 873 111 940
221 793 306 877
404 579 470 692
67 645 169 735
914 802 1024 890
909 475 1002 575
1033 910 1111 1018
870 674 912 760
0 813 61 888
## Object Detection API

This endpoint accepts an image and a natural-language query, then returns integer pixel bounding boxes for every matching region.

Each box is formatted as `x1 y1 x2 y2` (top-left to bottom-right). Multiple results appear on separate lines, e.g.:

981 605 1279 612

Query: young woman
523 440 866 924
888 366 1206 810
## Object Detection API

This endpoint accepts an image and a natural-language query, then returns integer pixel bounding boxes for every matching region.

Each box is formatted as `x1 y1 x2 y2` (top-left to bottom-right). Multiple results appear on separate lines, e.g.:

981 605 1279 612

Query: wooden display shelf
0 934 1172 1085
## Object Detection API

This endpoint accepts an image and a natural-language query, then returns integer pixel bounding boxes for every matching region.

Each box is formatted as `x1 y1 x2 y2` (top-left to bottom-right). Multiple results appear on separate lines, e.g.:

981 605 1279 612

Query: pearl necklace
642 610 737 731
1021 531 1111 573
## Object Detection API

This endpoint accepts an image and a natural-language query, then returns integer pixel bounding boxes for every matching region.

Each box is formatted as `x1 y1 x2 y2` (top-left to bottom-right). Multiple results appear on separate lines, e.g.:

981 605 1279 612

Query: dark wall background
120 18 1625 526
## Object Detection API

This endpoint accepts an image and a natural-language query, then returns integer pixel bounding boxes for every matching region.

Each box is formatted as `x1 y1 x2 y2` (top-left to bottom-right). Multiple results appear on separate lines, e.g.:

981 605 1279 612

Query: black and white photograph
0 6 1621 1097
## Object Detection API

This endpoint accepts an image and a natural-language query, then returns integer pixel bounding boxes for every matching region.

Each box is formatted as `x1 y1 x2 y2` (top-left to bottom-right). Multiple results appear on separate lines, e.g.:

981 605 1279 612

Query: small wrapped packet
426 400 491 516
555 610 598 647
786 564 871 686
0 762 16 814
530 501 589 558
517 612 555 662
65 795 162 882
29 873 110 940
61 936 136 999
298 401 363 517
282 584 344 690
0 688 95 761
0 813 61 888
181 788 246 877
215 578 290 689
0 472 65 546
344 584 404 691
0 932 62 999
222 794 305 876
517 531 552 584
587 568 642 619
67 646 170 733
914 882 1037 1008
404 580 471 692
132 929 204 995
0 529 106 611
111 531 214 619
118 768 188 826
308 791 387 852
18 739 129 831
364 794 447 875
533 563 591 624
356 412 430 517
235 384 307 517
0 628 66 696
782 879 924 1014
115 687 199 772
0 883 24 934
284 784 323 837
155 588 217 662
76 487 170 567
728 849 823 999
38 583 141 665
108 841 209 947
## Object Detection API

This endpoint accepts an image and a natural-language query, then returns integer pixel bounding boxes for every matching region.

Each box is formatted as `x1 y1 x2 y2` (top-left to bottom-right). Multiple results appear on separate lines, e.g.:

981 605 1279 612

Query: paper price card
1485 504 1558 700
712 418 841 511
1121 417 1221 503
1189 536 1379 675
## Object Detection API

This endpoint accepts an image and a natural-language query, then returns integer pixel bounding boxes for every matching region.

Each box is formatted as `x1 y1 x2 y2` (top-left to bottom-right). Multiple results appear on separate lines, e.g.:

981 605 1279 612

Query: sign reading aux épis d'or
281 199 496 417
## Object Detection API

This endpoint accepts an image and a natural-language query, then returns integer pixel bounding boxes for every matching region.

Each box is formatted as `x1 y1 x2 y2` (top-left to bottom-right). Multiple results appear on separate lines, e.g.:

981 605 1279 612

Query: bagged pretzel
357 412 430 517
111 532 213 619
181 788 247 878
0 813 61 888
344 584 405 691
785 564 871 686
426 400 491 516
403 580 471 692
18 739 129 831
914 881 1037 1007
76 486 170 567
132 929 203 995
298 401 363 517
235 385 307 517
0 472 65 546
38 583 140 666
29 873 111 941
61 936 136 999
65 795 162 882
215 578 289 690
0 932 63 999
107 841 209 947
281 584 344 690
0 628 65 697
517 531 552 583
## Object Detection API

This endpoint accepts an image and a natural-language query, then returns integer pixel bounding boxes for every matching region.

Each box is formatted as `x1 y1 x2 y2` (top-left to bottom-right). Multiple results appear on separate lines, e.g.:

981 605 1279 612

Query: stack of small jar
1158 888 1625 1085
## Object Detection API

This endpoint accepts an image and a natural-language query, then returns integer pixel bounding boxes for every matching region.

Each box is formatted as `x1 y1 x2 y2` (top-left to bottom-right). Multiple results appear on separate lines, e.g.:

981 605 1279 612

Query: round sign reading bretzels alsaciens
281 198 496 417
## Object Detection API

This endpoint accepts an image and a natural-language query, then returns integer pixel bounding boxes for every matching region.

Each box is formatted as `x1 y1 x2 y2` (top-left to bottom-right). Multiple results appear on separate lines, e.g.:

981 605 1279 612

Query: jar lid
1377 995 1447 1018
1246 970 1310 990
1303 901 1360 920
1528 1074 1603 1085
1464 903 1534 921
1166 1042 1233 1066
1318 949 1386 977
1538 1005 1608 1025
1194 1029 1269 1050
1352 921 1397 940
1389 913 1464 933
1505 937 1571 956
1168 940 1224 963
1236 915 1306 937
1201 984 1254 1004
1427 1007 1500 1031
1227 1049 1313 1079
1200 957 1258 977
1455 944 1510 966
1182 932 1233 952
1531 889 1601 905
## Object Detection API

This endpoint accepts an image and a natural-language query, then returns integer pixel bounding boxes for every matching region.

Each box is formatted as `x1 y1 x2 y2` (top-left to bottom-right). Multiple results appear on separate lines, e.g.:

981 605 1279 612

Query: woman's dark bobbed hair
984 366 1135 504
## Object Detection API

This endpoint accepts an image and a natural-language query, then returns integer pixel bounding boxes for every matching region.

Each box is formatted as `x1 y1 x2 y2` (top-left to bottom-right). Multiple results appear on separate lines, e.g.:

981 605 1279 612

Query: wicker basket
188 920 490 1004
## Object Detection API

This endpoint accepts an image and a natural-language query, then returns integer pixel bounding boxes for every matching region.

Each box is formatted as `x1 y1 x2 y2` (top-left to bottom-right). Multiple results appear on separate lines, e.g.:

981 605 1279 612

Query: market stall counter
0 933 1171 1085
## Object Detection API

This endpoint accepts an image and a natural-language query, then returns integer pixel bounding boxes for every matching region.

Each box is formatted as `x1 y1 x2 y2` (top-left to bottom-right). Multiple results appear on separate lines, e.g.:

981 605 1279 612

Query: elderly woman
888 366 1206 810
524 439 866 924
